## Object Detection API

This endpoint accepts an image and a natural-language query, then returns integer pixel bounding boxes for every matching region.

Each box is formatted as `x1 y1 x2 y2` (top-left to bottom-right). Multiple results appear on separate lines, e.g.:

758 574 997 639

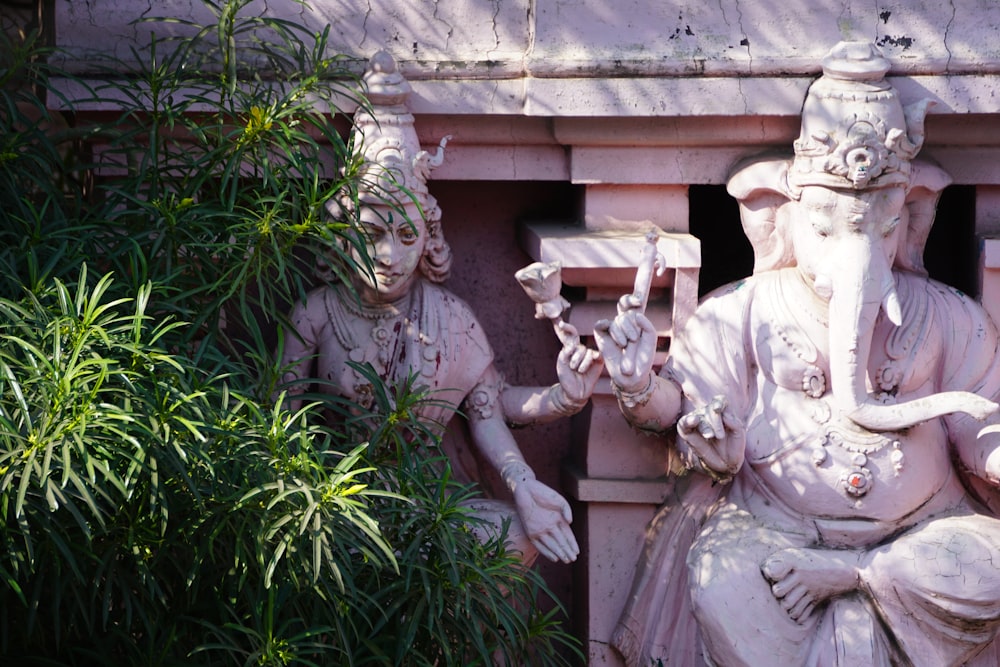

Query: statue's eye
360 226 386 246
398 227 419 245
812 222 831 239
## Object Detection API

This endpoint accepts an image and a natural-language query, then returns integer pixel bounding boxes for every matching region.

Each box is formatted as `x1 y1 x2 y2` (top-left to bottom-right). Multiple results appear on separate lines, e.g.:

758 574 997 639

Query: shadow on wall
689 183 977 299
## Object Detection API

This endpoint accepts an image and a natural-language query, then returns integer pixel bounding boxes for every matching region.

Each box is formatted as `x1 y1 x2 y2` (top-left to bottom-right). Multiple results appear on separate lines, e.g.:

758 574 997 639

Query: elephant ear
726 155 797 274
896 160 953 275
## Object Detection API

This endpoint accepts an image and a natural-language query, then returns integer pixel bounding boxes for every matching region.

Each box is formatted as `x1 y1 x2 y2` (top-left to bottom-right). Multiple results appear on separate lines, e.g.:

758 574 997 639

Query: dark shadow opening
688 184 753 297
924 184 977 298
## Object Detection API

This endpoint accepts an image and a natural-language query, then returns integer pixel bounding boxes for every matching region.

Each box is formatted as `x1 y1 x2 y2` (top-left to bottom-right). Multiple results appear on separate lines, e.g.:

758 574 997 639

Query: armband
463 374 502 420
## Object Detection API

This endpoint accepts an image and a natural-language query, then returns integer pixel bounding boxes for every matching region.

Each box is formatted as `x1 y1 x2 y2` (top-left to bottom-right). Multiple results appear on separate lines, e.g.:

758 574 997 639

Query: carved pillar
977 187 1000 325
520 178 700 663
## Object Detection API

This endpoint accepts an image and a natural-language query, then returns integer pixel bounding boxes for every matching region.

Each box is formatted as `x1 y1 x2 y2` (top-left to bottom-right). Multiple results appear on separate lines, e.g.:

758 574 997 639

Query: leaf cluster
0 2 580 665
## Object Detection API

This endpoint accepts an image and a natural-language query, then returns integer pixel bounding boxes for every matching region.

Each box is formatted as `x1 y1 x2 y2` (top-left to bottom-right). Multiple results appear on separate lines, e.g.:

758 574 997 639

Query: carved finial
363 50 411 106
819 41 890 81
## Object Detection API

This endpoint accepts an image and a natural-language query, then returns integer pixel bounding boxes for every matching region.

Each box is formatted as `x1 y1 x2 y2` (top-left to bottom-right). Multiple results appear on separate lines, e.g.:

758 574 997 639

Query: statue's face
350 205 427 302
790 185 905 300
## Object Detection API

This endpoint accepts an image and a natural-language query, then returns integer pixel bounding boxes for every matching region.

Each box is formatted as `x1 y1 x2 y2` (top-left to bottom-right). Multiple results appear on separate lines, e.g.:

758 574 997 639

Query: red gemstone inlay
849 473 865 487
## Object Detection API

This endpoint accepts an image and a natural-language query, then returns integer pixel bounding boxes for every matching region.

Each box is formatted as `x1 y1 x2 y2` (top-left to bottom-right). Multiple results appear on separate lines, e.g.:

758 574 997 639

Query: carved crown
788 42 929 192
344 50 449 216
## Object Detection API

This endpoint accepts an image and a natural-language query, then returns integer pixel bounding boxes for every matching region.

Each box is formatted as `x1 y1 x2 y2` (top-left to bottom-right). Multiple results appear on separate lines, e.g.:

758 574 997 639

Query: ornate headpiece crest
334 50 450 218
789 41 930 192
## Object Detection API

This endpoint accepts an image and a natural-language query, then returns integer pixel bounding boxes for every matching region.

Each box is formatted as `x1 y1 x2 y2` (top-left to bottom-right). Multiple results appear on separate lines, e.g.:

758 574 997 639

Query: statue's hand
594 295 657 392
677 396 745 481
513 480 579 563
556 322 604 403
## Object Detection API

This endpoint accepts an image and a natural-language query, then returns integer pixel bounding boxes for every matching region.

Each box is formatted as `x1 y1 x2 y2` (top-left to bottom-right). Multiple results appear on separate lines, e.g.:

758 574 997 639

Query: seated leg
688 503 816 666
861 512 1000 667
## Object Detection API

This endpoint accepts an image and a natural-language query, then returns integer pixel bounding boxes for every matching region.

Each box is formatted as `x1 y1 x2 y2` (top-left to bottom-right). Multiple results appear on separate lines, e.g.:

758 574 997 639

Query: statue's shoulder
286 284 339 330
694 274 760 321
416 281 494 358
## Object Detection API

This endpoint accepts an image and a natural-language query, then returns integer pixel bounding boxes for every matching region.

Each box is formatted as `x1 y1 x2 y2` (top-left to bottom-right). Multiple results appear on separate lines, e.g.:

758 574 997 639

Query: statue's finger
608 321 629 348
556 531 579 563
704 406 725 440
534 533 562 562
617 293 642 313
682 431 727 471
621 341 637 376
557 320 579 338
698 421 716 440
620 312 640 342
556 320 580 347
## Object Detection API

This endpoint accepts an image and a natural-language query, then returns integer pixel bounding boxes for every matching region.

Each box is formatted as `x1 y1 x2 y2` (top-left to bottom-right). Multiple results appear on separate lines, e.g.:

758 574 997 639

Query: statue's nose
373 237 397 265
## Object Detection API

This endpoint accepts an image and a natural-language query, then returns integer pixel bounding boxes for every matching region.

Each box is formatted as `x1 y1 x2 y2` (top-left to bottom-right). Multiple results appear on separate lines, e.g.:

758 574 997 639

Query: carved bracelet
550 383 587 417
500 460 536 491
612 373 656 409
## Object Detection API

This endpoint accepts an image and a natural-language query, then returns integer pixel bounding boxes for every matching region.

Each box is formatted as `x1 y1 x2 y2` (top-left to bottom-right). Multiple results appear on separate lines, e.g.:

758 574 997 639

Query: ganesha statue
277 51 601 567
595 42 1000 666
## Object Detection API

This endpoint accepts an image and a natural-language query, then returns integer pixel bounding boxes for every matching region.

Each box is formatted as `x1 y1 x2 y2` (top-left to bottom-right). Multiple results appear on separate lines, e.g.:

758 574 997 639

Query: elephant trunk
826 236 997 432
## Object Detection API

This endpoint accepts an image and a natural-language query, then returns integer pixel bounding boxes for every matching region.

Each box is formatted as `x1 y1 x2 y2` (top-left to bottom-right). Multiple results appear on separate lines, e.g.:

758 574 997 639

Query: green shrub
0 2 580 665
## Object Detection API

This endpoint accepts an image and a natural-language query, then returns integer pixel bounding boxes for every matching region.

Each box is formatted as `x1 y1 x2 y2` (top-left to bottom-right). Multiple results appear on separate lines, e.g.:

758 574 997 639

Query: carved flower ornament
515 261 570 320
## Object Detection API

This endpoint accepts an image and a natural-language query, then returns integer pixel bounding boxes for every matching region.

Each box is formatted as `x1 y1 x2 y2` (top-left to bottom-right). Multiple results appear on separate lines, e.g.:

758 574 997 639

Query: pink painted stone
597 42 1000 667
277 52 605 566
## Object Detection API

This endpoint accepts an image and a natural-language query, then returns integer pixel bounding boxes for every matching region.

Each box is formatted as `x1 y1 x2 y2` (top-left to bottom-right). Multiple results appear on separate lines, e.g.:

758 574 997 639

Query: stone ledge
50 74 1000 119
562 465 671 504
519 223 701 271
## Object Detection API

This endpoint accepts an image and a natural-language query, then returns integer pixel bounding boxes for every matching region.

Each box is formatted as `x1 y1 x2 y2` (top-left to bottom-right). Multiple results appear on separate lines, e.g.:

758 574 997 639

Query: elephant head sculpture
726 42 996 433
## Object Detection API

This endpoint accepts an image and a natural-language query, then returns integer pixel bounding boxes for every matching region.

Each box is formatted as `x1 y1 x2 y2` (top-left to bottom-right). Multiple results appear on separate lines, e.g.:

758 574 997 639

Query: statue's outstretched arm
501 330 603 426
464 365 580 563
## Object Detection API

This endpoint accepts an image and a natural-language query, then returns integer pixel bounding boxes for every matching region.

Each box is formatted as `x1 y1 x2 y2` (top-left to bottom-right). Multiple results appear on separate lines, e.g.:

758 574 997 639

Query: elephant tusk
882 287 902 326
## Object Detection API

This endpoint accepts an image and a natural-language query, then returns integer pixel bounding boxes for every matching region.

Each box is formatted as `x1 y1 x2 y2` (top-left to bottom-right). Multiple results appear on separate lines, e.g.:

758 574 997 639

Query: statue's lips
375 271 404 285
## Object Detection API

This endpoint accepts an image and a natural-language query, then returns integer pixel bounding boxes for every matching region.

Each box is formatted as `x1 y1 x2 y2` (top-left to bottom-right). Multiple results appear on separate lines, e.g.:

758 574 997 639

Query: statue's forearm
613 373 683 434
468 411 536 491
501 384 586 426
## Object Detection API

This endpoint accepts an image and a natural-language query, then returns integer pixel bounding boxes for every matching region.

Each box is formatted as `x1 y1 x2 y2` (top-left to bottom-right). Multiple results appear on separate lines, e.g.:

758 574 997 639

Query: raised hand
594 293 658 392
556 321 603 404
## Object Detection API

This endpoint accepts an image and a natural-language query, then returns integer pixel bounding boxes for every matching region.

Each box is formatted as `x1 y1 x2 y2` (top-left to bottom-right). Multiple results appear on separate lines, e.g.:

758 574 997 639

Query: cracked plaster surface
52 0 1000 78
48 0 1000 120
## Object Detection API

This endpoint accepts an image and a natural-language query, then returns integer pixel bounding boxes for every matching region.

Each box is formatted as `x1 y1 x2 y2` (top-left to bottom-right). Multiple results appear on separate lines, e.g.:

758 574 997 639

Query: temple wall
34 1 1000 663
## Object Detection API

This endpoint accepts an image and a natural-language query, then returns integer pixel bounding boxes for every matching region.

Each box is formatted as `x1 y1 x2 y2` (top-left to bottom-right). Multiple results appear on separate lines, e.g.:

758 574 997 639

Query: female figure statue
278 51 600 565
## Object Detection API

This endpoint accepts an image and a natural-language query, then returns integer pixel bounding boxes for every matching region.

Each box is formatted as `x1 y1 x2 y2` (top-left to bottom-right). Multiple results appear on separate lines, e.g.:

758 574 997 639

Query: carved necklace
772 273 828 399
328 289 410 368
771 273 905 502
337 290 411 368
324 281 441 405
810 420 904 503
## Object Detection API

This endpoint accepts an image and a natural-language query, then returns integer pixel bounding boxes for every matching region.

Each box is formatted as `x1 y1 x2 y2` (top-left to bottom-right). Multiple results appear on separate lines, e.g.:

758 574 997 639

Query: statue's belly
743 386 953 521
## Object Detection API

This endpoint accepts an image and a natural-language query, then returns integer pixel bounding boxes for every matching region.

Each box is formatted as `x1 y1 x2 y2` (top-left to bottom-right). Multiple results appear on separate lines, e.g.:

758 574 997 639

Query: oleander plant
0 2 579 665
